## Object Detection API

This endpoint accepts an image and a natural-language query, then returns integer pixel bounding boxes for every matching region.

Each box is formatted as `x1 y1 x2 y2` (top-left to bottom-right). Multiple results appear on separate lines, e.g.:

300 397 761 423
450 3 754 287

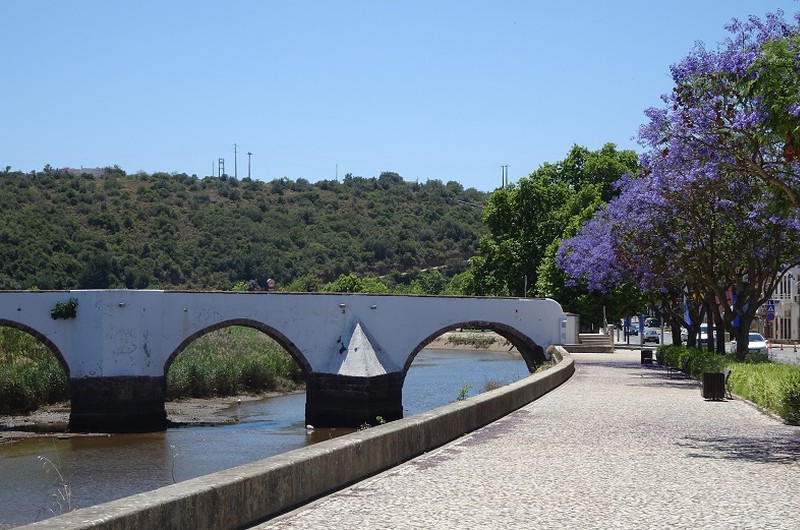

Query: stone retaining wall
24 349 574 530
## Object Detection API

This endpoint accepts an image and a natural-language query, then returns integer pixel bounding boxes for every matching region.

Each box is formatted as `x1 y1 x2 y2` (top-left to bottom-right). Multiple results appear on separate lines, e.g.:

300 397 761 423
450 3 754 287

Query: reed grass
0 325 303 414
446 332 497 349
166 326 303 399
0 328 68 413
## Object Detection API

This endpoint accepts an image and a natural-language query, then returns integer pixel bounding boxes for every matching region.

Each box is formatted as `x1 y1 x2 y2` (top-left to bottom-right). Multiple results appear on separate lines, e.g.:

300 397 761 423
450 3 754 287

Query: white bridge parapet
0 290 569 430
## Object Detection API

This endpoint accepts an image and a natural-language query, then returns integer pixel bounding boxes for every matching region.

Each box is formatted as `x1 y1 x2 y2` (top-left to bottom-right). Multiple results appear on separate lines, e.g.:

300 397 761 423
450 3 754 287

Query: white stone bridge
0 290 571 431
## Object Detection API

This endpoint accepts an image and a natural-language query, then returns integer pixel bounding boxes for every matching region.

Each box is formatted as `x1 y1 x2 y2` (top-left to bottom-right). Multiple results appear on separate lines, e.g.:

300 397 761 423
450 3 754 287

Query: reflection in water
0 349 527 526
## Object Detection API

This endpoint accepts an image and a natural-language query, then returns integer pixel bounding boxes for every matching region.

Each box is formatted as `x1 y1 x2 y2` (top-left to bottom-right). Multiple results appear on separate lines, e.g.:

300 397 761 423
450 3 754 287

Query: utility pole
247 152 252 180
234 143 238 179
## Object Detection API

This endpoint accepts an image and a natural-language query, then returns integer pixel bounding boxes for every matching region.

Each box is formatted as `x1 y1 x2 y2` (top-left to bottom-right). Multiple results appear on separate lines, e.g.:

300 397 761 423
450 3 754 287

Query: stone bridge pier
0 290 572 431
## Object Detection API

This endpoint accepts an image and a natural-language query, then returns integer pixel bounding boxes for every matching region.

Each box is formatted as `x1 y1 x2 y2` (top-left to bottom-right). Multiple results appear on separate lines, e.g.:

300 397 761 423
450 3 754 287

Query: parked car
625 325 638 336
643 329 660 344
728 332 769 355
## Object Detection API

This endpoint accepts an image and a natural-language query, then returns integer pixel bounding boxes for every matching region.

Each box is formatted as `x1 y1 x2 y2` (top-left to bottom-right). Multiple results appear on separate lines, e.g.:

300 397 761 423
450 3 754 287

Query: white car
728 332 769 355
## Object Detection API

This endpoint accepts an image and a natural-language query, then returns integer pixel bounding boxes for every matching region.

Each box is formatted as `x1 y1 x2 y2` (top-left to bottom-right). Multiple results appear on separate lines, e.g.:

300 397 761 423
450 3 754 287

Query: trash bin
641 349 653 365
702 372 725 400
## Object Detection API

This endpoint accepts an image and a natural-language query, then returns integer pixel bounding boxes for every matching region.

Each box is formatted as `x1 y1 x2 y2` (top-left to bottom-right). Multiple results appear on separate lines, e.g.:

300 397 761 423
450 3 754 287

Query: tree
77 250 114 289
627 9 800 355
284 274 322 292
561 134 800 358
322 273 390 294
639 10 800 207
470 144 639 329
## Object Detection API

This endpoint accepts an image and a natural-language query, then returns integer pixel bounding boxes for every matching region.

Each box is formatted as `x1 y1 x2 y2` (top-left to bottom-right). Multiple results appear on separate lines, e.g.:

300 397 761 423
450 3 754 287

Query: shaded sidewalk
256 350 800 530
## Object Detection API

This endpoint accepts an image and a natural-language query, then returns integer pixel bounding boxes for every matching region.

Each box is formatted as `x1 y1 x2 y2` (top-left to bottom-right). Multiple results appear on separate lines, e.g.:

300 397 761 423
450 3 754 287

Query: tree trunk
705 301 715 353
669 322 681 345
734 314 755 361
715 319 726 354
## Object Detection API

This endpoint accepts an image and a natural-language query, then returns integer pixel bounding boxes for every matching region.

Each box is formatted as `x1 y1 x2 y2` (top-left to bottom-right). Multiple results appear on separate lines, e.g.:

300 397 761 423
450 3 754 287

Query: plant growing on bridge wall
50 298 78 320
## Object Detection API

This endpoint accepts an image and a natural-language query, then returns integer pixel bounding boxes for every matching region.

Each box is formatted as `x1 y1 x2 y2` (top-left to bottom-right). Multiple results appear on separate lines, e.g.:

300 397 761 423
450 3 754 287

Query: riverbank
0 393 281 443
0 332 514 443
427 331 521 354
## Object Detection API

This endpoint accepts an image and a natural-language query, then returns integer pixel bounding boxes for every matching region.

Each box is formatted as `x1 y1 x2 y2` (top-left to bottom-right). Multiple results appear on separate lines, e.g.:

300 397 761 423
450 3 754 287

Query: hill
0 166 488 290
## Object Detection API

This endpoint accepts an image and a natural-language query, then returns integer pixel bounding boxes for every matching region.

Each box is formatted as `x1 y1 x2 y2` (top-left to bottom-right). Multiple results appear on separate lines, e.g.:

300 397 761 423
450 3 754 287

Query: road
616 328 800 365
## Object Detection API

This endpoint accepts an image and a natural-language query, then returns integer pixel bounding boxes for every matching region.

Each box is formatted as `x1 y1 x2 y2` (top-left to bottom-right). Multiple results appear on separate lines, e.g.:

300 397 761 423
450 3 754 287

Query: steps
562 332 614 353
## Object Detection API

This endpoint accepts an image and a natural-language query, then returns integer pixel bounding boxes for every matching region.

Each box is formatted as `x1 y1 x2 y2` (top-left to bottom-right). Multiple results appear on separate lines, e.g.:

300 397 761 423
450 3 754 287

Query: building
760 266 799 342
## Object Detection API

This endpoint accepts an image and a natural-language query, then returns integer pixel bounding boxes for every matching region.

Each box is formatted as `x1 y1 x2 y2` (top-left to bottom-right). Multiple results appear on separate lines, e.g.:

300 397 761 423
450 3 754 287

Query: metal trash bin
641 349 653 365
702 372 726 400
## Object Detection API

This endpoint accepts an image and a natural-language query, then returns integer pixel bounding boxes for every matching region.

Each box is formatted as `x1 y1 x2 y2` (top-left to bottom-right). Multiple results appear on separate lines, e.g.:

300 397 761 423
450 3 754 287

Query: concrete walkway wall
23 350 574 530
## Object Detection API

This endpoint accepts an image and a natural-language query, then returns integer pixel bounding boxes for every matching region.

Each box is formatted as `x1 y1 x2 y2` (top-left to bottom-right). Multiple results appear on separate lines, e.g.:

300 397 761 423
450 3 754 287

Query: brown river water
0 349 528 527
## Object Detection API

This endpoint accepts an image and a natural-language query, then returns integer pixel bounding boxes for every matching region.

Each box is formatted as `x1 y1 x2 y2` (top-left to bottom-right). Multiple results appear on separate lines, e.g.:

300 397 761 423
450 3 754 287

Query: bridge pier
305 373 404 428
69 376 168 433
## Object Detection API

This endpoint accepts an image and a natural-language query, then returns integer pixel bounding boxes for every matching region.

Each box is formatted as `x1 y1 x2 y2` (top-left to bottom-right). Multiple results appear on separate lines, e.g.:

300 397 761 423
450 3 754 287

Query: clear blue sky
3 1 799 191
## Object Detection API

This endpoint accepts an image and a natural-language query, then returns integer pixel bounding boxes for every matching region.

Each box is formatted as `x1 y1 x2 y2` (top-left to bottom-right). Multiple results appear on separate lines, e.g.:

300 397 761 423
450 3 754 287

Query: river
0 348 528 527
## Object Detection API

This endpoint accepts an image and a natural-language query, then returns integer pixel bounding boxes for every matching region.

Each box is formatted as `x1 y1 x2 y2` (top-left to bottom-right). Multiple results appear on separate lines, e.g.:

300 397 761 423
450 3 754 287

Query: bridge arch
402 320 548 377
164 318 313 378
0 318 70 377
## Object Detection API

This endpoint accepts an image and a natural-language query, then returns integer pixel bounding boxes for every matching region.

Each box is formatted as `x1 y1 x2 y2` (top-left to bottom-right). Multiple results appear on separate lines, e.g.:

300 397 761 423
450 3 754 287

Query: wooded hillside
0 167 487 290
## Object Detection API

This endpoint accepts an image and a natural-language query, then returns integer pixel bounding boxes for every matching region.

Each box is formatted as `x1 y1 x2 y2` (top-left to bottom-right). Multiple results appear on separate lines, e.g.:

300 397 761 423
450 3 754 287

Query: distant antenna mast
233 143 238 179
500 165 509 188
247 152 252 180
218 158 225 177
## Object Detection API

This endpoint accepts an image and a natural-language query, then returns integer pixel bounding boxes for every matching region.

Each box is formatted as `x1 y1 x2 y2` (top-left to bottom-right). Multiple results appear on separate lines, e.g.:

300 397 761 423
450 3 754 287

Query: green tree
76 250 114 289
284 274 322 292
471 144 638 301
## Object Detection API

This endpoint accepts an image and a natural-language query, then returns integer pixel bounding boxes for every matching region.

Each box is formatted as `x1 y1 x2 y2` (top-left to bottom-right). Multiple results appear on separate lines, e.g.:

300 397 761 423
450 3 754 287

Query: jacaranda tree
639 9 800 207
560 10 800 358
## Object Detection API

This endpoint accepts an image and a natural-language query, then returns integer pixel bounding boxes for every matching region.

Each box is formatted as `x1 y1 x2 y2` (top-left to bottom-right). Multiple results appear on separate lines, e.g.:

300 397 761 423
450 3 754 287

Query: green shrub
658 344 800 425
780 370 800 425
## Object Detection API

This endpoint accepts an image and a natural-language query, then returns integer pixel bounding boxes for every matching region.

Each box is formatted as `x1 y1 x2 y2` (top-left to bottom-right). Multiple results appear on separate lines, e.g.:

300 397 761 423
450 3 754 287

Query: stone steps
562 333 614 353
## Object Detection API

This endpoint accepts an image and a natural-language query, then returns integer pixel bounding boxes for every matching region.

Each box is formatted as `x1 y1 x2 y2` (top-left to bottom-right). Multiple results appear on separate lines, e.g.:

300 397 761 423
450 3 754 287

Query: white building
761 266 799 342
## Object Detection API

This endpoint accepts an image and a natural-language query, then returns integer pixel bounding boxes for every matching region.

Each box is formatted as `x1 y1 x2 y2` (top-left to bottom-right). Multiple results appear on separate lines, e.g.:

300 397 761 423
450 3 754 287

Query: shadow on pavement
678 434 800 464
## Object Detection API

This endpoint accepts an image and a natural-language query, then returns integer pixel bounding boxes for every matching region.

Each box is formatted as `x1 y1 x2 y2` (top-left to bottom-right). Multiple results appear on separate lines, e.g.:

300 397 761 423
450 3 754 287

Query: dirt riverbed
0 332 517 443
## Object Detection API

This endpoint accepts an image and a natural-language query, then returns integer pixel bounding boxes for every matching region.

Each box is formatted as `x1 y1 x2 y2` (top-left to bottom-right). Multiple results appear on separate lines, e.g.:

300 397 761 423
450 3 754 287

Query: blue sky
3 1 799 191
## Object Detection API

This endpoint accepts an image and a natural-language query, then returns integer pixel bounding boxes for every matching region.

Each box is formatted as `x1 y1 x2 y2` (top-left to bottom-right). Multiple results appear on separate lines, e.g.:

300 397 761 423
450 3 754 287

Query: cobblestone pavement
254 351 800 529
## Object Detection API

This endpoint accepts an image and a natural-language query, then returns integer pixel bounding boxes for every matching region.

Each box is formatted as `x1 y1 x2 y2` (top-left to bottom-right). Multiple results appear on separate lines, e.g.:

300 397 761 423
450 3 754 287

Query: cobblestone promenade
256 351 800 529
